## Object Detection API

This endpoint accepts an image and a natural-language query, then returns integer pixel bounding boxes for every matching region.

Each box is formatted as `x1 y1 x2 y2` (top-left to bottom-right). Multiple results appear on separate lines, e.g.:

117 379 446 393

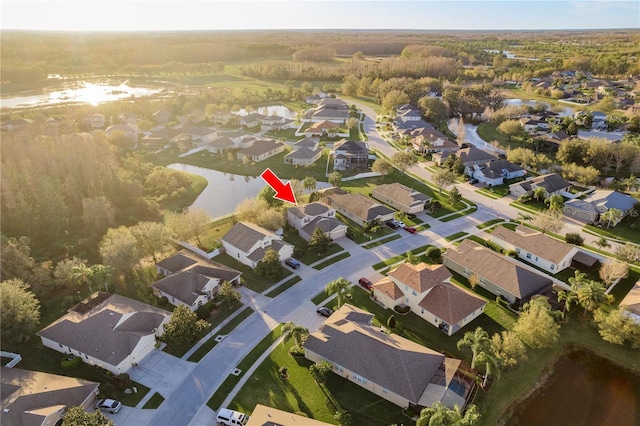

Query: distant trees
0 279 41 345
382 90 410 112
99 226 140 278
418 96 448 125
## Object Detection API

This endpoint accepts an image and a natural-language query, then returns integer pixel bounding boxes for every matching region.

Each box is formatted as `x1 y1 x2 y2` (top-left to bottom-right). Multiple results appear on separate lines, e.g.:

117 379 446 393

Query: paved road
117 99 626 426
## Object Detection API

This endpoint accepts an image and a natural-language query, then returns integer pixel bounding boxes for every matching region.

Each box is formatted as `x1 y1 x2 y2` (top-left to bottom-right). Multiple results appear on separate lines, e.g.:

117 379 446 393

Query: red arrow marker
260 168 297 205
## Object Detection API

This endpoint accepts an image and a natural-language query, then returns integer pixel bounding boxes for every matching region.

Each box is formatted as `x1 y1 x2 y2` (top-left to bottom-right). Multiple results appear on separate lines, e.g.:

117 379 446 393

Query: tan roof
620 280 640 316
373 183 431 209
238 139 284 156
388 263 452 294
247 404 332 426
304 305 447 404
443 239 552 299
417 282 486 325
221 222 277 253
308 120 340 130
373 277 404 300
492 225 575 264
37 293 170 367
326 193 394 222
1 367 99 426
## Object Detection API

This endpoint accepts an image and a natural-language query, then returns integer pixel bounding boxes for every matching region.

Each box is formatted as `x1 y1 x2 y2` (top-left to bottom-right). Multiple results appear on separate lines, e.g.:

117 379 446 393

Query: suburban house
220 221 294 268
285 137 323 166
174 126 218 146
371 183 431 214
83 113 105 129
0 367 100 426
118 111 138 124
141 127 181 149
410 128 459 154
152 109 172 124
207 136 236 154
152 250 242 311
105 123 139 144
304 120 343 138
563 190 638 225
211 110 233 125
432 147 498 171
260 116 294 131
519 116 549 135
373 262 486 336
443 239 553 305
287 202 348 241
238 112 263 128
303 98 350 124
325 192 395 226
237 139 286 163
470 159 526 186
1 118 34 132
304 304 469 410
509 173 571 198
37 293 171 375
248 405 332 426
620 280 640 324
333 139 369 171
305 92 329 104
489 225 579 274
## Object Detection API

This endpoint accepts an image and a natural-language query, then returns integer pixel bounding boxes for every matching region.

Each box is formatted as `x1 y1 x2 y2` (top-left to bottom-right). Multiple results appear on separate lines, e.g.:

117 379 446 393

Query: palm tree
568 270 587 289
457 327 499 386
417 402 480 426
600 208 623 228
302 176 317 192
595 236 610 254
325 278 352 309
533 187 547 203
546 194 564 211
475 350 500 387
90 264 113 292
281 321 309 350
516 212 533 225
556 286 579 321
71 263 94 294
577 280 613 316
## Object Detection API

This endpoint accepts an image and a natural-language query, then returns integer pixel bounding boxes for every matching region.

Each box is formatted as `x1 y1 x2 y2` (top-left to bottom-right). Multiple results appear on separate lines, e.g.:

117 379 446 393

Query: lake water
233 105 297 118
504 98 574 117
1 81 161 109
167 163 329 217
509 349 640 426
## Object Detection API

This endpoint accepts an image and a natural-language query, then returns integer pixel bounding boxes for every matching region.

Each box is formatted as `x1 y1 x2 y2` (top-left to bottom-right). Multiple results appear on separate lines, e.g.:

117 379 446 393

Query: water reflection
233 105 297 118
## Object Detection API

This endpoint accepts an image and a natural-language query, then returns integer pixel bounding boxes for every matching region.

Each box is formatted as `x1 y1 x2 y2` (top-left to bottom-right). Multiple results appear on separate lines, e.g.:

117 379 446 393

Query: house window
516 248 521 253
412 290 417 296
353 374 367 384
526 253 532 259
535 256 539 261
551 265 555 270
382 388 388 394
405 297 409 303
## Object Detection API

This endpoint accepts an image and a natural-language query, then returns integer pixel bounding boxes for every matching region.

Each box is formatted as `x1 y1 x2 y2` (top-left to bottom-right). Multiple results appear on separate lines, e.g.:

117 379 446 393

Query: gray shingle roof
516 173 571 194
304 305 446 404
284 146 322 160
564 190 637 213
456 147 498 164
326 193 394 222
492 225 574 264
288 202 332 219
221 222 276 253
388 263 452 294
301 217 346 236
238 139 284 156
417 283 486 325
373 183 431 209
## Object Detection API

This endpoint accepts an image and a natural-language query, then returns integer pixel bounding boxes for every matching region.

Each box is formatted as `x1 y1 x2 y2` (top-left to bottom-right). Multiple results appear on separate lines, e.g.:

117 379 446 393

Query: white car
95 398 122 414
216 408 249 426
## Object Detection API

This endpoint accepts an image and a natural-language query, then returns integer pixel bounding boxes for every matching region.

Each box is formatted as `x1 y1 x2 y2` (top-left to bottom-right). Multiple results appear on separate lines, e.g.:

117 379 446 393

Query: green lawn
142 392 165 409
584 216 640 245
229 340 410 426
265 276 303 298
207 324 283 411
445 232 469 242
372 244 435 270
313 252 351 270
439 206 477 222
188 307 255 363
362 234 402 249
334 213 393 244
213 253 292 293
151 147 331 182
476 219 506 230
311 291 332 305
264 128 299 140
283 227 345 265
476 122 526 151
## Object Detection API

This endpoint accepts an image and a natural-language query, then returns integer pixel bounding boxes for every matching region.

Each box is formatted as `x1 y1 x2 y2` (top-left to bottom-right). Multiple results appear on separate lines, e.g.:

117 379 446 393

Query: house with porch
410 128 459 154
237 139 286 162
1 368 100 426
284 146 323 166
152 250 241 311
333 139 368 171
287 202 347 241
220 222 294 268
325 192 395 226
373 262 486 336
304 304 469 410
37 293 171 375
470 159 526 186
490 225 579 274
509 173 571 198
371 183 431 214
443 239 553 305
563 190 637 225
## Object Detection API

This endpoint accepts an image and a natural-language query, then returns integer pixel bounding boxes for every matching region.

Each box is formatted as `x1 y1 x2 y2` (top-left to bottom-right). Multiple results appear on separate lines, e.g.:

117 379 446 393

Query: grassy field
283 227 345 265
312 252 351 270
476 122 525 151
311 291 332 305
229 340 410 426
213 253 292 293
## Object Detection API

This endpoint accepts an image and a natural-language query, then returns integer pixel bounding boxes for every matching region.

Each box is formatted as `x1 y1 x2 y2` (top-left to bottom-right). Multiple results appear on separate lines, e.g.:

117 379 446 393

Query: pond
233 105 297 118
167 163 330 218
504 98 574 117
0 81 161 109
509 349 640 426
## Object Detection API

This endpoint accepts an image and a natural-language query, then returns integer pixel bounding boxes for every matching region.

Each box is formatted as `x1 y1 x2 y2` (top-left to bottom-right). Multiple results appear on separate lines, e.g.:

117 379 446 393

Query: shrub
394 305 411 314
293 247 306 258
565 232 584 246
503 249 517 257
60 355 83 370
425 246 441 261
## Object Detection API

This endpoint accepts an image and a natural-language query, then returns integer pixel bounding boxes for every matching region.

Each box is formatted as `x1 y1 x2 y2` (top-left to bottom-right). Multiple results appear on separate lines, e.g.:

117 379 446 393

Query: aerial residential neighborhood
2 4 640 426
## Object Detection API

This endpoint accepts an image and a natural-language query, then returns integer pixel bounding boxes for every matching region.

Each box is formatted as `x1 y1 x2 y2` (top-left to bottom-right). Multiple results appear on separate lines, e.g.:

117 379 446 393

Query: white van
216 408 249 426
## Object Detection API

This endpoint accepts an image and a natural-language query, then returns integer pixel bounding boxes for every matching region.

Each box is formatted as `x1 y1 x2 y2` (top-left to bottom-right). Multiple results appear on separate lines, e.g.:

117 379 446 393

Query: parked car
95 399 122 414
284 258 301 269
403 226 417 234
216 408 249 426
394 220 406 228
385 220 400 229
317 307 334 317
358 277 373 290
468 178 478 184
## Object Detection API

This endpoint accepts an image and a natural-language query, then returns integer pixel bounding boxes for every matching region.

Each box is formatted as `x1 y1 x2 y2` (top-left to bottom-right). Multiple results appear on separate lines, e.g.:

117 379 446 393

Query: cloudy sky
2 0 639 31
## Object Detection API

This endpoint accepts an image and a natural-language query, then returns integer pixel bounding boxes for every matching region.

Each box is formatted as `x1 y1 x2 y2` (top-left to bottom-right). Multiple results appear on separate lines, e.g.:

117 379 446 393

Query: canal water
509 349 640 426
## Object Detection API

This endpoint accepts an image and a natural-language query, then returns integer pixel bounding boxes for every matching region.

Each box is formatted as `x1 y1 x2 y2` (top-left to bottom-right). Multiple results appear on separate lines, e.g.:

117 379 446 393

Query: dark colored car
385 220 400 229
285 258 301 269
358 277 373 290
468 178 478 184
317 307 334 317
403 226 417 234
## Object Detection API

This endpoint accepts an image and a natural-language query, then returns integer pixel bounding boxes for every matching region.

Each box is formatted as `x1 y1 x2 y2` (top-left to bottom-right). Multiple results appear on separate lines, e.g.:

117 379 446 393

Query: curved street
112 99 628 426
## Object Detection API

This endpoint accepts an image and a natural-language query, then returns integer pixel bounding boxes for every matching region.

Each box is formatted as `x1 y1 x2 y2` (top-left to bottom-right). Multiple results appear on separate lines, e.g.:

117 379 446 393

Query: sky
1 0 639 31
